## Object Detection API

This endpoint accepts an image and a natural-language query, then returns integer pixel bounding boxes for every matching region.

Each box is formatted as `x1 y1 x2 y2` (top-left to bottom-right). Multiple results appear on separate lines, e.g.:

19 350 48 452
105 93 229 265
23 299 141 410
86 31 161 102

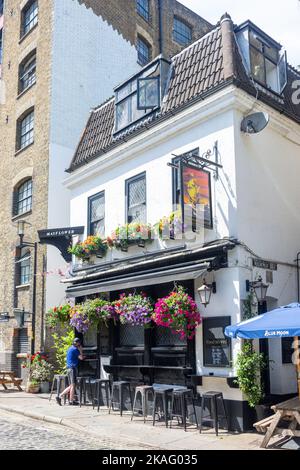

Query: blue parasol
225 303 300 398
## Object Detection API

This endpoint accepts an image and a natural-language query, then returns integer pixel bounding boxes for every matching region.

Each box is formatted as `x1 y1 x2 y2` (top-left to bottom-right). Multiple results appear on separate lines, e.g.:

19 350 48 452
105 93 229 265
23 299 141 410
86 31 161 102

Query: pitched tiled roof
68 15 300 173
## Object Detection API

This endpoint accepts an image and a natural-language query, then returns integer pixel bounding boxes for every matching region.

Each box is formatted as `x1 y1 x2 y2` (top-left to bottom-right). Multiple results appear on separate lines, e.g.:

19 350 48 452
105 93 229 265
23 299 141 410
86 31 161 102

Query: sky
180 0 300 67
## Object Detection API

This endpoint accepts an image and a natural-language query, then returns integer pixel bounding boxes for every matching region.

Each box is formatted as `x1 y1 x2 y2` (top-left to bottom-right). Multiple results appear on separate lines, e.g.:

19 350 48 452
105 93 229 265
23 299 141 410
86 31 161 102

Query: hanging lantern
197 280 216 308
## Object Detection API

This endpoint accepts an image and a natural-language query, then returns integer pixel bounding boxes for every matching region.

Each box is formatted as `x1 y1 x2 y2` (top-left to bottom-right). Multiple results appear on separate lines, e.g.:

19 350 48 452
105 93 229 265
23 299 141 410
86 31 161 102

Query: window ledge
15 141 34 157
15 284 31 290
12 210 32 222
17 81 36 100
19 23 38 45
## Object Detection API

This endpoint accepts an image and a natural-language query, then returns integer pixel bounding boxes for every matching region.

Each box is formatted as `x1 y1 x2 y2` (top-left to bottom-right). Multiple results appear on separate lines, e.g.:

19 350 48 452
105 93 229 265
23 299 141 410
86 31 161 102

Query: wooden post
294 337 300 400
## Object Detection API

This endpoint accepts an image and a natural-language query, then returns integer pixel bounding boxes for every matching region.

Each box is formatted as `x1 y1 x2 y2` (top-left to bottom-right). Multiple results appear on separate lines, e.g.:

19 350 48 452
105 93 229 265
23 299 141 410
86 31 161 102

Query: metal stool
49 374 69 404
199 391 228 436
109 381 133 416
92 379 111 411
170 389 198 431
131 385 154 423
77 376 95 407
152 388 173 428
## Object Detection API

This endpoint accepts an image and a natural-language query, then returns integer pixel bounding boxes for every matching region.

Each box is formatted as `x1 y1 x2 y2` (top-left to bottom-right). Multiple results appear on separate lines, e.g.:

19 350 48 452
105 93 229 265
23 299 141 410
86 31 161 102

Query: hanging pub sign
180 161 213 231
203 316 232 368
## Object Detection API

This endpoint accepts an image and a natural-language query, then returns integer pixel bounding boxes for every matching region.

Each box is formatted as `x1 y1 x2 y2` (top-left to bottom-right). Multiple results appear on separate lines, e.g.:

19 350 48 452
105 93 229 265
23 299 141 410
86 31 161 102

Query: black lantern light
246 276 269 304
197 280 217 308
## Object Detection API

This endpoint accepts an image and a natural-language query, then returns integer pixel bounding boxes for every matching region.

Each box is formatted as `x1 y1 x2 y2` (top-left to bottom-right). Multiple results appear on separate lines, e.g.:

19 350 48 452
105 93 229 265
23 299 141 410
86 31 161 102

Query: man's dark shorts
67 367 78 385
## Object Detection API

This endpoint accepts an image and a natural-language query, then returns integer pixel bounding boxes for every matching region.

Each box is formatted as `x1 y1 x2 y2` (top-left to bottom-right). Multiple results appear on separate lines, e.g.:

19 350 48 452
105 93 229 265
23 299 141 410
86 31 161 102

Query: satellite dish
241 112 269 134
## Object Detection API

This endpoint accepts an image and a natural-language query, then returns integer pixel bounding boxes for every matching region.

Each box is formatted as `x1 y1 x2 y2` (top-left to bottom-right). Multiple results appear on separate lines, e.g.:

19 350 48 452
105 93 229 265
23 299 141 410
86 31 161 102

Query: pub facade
61 14 300 431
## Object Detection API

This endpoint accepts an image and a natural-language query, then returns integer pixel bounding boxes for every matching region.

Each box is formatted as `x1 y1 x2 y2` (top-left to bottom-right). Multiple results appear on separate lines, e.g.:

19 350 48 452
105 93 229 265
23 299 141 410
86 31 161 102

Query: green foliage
235 341 267 408
242 292 257 320
51 329 75 374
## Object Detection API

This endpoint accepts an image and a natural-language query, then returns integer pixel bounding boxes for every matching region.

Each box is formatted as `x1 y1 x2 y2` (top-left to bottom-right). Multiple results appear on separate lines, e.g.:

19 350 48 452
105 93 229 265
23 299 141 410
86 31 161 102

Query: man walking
56 338 84 406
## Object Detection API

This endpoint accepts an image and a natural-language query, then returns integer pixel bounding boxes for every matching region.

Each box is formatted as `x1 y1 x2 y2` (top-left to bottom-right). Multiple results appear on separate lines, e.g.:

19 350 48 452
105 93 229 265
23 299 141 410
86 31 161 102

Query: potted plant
153 285 202 340
109 223 153 251
114 293 153 326
68 236 108 263
31 359 54 393
156 210 185 241
235 341 268 419
23 352 53 394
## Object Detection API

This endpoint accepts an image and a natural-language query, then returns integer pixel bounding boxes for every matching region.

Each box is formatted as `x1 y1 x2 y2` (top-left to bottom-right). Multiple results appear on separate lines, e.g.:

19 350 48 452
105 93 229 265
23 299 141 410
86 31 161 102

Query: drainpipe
158 0 163 55
297 252 300 303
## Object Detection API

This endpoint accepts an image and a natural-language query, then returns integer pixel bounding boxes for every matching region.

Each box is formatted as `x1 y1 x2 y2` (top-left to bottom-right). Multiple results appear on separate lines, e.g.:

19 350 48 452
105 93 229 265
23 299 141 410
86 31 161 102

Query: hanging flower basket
114 293 153 326
81 298 117 328
153 286 202 340
70 305 91 334
46 304 72 329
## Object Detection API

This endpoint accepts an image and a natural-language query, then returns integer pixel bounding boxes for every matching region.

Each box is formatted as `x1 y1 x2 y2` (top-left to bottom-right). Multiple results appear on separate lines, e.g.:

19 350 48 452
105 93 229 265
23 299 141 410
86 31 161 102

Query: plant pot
39 381 50 394
255 403 272 421
26 382 40 394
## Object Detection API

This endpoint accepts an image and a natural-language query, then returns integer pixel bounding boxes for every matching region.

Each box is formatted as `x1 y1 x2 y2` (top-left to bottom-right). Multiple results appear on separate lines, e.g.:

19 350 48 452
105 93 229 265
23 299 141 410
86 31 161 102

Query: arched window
173 17 192 46
17 109 34 150
137 36 151 66
21 0 38 37
19 51 36 93
13 179 33 216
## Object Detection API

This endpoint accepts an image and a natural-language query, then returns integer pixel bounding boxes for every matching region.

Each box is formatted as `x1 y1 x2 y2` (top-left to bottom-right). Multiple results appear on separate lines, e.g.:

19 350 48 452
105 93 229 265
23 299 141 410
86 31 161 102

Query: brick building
0 0 211 373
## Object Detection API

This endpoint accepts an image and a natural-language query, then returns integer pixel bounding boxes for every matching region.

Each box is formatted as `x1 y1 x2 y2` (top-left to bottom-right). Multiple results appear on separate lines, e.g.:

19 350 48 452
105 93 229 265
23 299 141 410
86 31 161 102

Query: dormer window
114 57 170 135
236 21 287 95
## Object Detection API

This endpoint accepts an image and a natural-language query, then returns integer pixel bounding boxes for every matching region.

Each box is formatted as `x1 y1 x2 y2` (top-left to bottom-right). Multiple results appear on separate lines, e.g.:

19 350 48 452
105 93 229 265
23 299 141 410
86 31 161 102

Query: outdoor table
258 397 300 448
0 371 23 391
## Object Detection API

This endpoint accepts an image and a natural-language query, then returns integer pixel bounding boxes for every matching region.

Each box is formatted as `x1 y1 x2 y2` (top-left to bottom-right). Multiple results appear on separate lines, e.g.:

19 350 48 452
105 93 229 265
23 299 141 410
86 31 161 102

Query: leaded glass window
126 173 146 224
88 192 105 237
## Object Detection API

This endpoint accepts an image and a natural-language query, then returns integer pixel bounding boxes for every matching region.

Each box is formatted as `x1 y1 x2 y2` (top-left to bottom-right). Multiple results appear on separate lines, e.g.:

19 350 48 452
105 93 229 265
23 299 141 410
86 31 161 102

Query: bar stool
77 376 95 407
92 379 111 411
199 391 228 436
131 385 154 423
170 389 198 431
109 381 133 416
152 388 173 428
49 374 69 404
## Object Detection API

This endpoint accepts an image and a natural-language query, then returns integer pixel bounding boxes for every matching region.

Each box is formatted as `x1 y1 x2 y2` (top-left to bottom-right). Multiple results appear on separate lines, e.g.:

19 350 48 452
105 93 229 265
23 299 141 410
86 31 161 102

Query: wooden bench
0 371 23 391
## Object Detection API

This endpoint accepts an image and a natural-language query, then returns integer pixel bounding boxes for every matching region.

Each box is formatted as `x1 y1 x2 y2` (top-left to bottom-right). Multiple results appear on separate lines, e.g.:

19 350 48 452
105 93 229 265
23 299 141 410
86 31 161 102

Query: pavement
0 388 263 450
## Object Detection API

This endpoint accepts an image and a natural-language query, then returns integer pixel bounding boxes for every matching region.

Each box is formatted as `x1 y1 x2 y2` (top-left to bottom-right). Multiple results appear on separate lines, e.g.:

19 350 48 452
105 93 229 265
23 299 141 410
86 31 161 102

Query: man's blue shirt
66 345 80 368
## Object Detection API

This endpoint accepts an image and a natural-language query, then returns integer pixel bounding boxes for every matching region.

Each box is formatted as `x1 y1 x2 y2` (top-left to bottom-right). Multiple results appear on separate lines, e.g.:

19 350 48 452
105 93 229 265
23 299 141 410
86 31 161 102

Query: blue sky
180 0 300 67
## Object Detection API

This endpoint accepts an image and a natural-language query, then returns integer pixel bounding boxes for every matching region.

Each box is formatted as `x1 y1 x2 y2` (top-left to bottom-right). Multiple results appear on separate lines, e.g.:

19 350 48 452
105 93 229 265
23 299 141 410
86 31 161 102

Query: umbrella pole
294 337 300 399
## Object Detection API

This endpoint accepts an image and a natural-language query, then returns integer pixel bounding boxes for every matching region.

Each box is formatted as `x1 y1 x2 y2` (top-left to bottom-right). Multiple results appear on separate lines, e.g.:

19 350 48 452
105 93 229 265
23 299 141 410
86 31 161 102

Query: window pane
266 58 278 91
20 111 34 149
20 254 31 285
173 17 192 46
89 193 105 237
136 0 149 21
20 55 36 91
138 78 159 109
128 176 146 223
137 37 150 65
131 93 146 122
116 98 131 131
23 0 38 36
250 47 265 84
17 179 32 215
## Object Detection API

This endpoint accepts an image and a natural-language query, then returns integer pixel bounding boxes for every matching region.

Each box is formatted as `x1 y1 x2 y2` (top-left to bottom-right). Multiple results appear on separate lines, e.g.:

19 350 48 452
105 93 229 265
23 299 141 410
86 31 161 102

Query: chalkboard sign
282 337 294 364
203 317 232 368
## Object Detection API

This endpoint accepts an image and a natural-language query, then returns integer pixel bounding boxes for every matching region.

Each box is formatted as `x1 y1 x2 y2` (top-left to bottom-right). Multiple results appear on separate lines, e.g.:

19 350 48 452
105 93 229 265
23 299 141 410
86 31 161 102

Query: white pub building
62 14 300 431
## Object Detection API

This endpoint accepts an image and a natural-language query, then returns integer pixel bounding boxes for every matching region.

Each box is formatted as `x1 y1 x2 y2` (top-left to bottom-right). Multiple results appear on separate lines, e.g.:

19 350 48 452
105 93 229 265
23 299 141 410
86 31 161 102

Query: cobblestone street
0 410 150 450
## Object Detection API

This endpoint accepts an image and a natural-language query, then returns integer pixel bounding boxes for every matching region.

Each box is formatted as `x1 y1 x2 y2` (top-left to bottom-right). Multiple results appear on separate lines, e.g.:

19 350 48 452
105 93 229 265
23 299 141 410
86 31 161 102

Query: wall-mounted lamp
246 276 269 305
13 308 32 328
197 280 217 308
